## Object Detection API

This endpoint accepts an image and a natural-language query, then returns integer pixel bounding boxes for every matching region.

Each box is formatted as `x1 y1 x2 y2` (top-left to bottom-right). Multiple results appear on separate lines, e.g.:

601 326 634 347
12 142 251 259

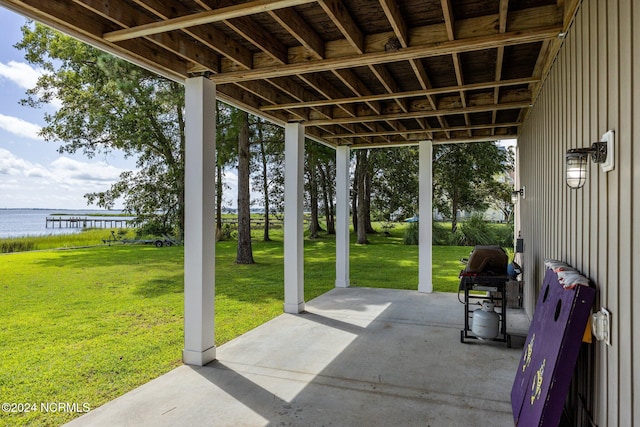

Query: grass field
0 225 479 426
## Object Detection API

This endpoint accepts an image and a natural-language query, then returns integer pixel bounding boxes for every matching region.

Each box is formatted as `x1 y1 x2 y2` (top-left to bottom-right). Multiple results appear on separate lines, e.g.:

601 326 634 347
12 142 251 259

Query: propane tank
472 300 500 340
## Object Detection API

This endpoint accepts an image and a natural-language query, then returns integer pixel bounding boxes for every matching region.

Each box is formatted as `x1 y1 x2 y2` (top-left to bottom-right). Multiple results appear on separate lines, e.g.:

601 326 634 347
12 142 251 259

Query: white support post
335 146 350 288
284 122 305 313
183 76 217 366
418 141 433 293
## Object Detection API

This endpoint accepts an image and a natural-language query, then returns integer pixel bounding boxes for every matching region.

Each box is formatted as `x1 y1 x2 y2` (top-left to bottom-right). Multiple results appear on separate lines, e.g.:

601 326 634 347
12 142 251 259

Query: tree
354 149 369 244
485 146 515 223
250 117 284 241
433 142 508 232
236 109 254 264
370 147 419 220
316 146 336 235
305 141 324 239
216 103 239 238
17 23 187 236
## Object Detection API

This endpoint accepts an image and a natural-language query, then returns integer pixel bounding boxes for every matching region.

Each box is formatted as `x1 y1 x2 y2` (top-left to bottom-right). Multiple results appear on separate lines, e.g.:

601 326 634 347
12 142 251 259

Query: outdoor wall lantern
511 187 525 203
565 130 615 189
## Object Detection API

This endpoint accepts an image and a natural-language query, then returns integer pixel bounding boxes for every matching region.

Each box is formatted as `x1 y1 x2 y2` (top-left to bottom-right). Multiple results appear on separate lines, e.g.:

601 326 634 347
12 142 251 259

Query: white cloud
0 147 39 175
50 157 123 183
0 60 42 89
0 114 41 140
0 148 128 208
0 60 62 109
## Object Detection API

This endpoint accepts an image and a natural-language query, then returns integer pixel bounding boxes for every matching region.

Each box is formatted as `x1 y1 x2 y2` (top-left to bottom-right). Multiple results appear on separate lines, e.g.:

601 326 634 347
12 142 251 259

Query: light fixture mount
511 187 525 203
565 130 615 189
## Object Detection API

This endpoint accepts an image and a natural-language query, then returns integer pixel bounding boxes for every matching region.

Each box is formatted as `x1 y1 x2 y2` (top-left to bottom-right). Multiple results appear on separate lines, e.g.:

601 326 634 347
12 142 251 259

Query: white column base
183 346 216 366
335 279 350 288
284 301 306 314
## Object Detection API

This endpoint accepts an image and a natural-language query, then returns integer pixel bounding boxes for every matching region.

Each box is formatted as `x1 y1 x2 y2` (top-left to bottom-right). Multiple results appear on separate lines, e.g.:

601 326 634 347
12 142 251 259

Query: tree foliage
17 23 186 235
370 147 419 221
433 142 509 232
250 117 284 241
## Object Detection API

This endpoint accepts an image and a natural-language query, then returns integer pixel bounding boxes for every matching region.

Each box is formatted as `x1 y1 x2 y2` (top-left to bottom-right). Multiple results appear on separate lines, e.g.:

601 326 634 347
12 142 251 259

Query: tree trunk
216 162 223 239
363 153 375 234
356 150 369 244
319 163 335 234
258 125 271 241
451 194 459 233
352 183 358 232
308 149 321 239
236 111 254 264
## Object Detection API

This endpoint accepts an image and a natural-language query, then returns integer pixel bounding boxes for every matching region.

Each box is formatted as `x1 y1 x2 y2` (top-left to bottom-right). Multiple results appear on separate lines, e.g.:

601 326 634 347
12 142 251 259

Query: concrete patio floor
65 287 530 427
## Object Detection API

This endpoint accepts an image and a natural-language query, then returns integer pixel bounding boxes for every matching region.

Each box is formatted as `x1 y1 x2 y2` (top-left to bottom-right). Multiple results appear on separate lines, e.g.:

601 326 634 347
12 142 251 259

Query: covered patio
65 287 529 426
0 0 573 364
7 0 637 425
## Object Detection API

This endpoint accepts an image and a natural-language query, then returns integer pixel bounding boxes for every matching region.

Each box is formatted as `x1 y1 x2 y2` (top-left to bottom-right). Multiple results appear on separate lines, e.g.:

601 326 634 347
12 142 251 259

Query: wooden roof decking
0 0 579 147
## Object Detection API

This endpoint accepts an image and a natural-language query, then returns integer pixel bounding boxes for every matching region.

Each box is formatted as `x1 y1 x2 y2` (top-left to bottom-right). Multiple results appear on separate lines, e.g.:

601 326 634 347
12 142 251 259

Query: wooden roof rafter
0 0 580 148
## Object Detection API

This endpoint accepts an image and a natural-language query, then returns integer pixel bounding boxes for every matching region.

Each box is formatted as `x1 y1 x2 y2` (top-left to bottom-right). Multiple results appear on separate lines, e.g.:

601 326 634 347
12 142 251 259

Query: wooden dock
45 217 134 229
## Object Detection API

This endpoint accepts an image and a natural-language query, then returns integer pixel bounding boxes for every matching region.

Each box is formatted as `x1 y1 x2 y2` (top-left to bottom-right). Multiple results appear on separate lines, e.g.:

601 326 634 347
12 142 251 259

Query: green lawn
0 226 475 426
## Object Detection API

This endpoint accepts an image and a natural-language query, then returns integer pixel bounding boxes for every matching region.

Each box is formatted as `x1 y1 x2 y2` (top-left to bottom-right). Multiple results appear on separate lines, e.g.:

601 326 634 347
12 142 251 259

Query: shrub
453 214 493 246
1 240 35 253
135 220 172 238
432 221 451 245
492 224 514 248
403 222 419 245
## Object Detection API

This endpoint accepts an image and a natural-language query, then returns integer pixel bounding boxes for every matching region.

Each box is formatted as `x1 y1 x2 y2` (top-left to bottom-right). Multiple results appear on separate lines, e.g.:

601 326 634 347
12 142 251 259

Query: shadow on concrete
66 288 529 427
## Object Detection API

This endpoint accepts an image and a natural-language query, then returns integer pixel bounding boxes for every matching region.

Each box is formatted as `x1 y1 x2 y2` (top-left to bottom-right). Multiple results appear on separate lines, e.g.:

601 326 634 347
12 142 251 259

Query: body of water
0 209 131 239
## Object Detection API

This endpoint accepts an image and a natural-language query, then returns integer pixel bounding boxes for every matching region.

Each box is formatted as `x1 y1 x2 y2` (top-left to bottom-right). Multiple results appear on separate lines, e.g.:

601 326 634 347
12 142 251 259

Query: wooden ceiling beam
369 64 409 112
307 101 532 126
1 0 188 80
332 69 382 115
410 58 449 138
299 73 358 118
193 0 337 130
317 0 364 54
492 0 510 135
440 0 455 40
195 0 320 68
103 0 316 42
193 0 290 65
268 8 325 60
128 0 253 70
379 0 408 48
75 0 221 73
260 77 537 111
266 77 338 123
324 122 520 139
261 77 536 111
499 0 509 33
347 132 519 148
214 27 561 83
439 0 471 137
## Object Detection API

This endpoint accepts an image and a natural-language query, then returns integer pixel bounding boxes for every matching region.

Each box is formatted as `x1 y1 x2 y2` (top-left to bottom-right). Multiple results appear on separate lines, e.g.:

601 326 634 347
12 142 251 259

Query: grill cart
459 245 512 347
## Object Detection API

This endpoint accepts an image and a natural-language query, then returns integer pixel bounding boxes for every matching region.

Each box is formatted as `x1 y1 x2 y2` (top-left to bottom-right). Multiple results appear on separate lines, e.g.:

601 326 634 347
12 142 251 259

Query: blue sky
0 7 139 209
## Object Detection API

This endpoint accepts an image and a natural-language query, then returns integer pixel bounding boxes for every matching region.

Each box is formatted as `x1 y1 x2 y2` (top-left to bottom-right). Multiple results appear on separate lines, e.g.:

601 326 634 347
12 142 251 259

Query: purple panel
511 267 595 426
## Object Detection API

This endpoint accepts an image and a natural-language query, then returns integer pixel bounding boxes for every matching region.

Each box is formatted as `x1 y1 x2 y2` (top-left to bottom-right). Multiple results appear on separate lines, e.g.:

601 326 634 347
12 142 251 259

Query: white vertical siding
633 0 640 417
518 0 637 424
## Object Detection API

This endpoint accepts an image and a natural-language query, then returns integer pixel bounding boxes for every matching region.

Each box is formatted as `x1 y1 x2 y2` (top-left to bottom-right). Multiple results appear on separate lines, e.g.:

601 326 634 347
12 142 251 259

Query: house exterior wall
517 0 638 424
